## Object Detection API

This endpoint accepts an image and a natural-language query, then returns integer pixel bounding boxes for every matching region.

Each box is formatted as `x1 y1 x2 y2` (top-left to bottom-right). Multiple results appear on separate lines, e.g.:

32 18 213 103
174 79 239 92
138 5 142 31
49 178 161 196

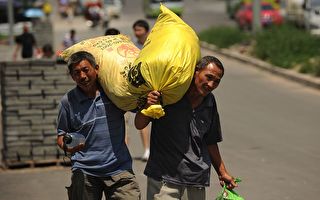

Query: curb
200 41 320 91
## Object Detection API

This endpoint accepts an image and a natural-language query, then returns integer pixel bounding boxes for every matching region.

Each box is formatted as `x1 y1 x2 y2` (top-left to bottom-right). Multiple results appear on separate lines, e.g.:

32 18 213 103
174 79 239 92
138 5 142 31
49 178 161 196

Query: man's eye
82 68 90 73
206 75 215 81
207 75 220 84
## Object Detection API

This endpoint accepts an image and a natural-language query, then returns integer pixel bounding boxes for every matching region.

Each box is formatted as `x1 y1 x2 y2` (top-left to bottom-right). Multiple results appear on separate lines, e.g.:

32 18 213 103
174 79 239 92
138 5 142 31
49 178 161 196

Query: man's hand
13 52 17 61
66 143 85 154
57 135 85 154
219 173 237 190
135 91 161 129
145 91 161 108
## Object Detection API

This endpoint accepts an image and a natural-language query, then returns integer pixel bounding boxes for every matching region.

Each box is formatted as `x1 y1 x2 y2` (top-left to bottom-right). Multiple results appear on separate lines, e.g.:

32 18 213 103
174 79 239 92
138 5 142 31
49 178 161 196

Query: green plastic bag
215 178 244 200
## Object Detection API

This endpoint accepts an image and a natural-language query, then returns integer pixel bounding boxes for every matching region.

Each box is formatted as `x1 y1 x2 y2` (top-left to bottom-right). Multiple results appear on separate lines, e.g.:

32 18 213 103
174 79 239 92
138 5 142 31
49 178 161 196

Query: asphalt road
1 47 320 199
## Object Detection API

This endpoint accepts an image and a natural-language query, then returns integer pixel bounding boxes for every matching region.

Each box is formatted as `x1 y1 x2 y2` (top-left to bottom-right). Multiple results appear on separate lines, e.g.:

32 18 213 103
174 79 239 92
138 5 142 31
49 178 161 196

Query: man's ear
194 69 199 76
95 65 99 70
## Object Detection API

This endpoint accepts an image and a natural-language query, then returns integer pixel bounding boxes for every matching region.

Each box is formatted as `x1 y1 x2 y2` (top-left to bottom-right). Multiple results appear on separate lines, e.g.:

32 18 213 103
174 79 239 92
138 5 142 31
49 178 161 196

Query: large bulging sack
128 4 201 118
60 34 140 111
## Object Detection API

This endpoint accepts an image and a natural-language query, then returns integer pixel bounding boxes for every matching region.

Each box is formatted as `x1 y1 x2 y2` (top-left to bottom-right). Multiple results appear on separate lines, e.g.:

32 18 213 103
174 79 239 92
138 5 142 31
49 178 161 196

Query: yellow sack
141 105 165 119
60 34 141 111
128 4 201 118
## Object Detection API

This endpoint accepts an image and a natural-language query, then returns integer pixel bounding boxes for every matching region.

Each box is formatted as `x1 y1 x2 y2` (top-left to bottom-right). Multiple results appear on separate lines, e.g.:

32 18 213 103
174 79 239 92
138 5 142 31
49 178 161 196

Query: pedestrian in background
13 25 39 61
132 19 150 49
132 19 151 161
40 43 54 59
135 56 237 200
105 28 120 35
56 51 141 200
42 0 53 19
62 29 78 49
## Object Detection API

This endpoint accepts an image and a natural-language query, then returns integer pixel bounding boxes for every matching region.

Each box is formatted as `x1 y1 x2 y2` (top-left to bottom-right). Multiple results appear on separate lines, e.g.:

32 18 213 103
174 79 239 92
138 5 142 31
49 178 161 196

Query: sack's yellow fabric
128 4 201 118
60 34 140 111
141 105 165 119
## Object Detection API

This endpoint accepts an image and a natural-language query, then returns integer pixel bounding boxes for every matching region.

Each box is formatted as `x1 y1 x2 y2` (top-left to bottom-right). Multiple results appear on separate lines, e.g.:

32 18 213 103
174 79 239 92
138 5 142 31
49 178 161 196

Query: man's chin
79 81 91 87
201 90 211 97
78 83 92 91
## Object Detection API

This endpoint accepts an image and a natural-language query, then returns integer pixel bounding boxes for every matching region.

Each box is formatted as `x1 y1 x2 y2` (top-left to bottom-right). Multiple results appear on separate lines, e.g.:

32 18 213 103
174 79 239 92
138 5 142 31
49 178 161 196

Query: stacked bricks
0 60 74 167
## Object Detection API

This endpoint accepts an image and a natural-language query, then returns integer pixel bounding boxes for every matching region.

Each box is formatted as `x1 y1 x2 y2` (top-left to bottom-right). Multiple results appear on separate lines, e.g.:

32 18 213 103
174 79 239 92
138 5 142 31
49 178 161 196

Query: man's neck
80 85 99 98
186 84 204 109
139 37 146 45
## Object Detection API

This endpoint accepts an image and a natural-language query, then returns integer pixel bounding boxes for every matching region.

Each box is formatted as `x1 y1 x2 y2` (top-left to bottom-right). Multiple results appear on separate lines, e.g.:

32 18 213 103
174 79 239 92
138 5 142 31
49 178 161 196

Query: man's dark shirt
144 93 223 187
16 32 36 58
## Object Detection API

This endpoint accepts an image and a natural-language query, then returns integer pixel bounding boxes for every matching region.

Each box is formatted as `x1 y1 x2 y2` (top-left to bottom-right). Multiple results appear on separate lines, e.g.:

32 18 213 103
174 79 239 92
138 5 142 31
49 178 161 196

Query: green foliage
199 24 320 77
198 26 249 49
253 24 320 69
0 34 7 40
299 57 320 77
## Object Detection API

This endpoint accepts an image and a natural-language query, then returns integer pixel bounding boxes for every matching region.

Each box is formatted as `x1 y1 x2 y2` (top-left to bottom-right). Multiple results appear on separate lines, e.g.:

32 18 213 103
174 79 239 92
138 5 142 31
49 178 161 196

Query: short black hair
105 28 120 35
42 43 53 52
67 51 97 74
133 19 150 32
42 43 54 57
195 56 224 76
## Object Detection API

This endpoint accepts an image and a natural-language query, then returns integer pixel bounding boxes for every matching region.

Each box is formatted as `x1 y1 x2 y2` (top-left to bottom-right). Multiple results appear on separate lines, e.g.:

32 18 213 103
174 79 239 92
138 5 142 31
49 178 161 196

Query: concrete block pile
0 60 74 167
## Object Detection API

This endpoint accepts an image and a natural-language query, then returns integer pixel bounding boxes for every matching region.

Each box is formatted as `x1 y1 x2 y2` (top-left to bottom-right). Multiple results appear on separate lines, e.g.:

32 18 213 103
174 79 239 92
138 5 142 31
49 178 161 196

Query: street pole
7 0 15 46
252 0 261 34
305 0 311 32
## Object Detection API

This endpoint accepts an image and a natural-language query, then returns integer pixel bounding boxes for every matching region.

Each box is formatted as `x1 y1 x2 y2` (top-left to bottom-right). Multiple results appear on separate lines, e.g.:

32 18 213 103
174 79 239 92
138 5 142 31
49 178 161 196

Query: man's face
70 59 98 91
194 63 223 97
133 26 148 40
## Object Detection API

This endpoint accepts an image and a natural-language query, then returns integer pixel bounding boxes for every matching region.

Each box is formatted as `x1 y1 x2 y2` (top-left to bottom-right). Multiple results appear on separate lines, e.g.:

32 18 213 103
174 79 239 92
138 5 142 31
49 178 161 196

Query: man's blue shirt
57 86 132 177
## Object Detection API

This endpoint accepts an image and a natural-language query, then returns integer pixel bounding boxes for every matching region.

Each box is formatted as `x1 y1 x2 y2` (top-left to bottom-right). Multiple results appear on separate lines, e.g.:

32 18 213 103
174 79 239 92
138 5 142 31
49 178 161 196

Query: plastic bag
128 4 201 118
60 34 141 111
215 178 244 200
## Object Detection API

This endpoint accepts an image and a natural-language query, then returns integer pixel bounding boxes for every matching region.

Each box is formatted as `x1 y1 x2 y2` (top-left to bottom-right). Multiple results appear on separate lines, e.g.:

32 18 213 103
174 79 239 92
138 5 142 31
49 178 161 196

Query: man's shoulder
205 93 216 105
60 87 78 103
23 32 35 39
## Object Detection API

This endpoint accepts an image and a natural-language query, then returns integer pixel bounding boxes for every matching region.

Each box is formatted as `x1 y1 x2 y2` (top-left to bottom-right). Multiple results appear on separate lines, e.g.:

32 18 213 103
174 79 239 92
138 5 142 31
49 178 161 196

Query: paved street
1 47 320 199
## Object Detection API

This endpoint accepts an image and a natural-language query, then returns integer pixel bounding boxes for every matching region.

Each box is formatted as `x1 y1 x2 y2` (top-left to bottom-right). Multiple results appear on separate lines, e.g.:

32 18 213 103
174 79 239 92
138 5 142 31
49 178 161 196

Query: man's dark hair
67 51 97 74
42 43 54 57
195 56 224 76
105 28 120 35
70 29 76 35
132 19 150 32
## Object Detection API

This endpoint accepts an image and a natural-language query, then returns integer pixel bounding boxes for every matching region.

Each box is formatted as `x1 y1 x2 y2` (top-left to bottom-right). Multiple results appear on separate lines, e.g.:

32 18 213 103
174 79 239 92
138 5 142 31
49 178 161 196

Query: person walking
104 28 120 35
62 29 78 49
40 43 54 59
135 56 237 200
132 19 150 49
56 51 141 200
13 25 39 61
132 19 151 161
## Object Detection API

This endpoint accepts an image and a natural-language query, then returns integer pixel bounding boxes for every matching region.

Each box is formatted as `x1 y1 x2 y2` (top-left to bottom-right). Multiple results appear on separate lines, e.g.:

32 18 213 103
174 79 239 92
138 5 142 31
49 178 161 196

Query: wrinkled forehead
199 63 223 77
69 59 93 71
